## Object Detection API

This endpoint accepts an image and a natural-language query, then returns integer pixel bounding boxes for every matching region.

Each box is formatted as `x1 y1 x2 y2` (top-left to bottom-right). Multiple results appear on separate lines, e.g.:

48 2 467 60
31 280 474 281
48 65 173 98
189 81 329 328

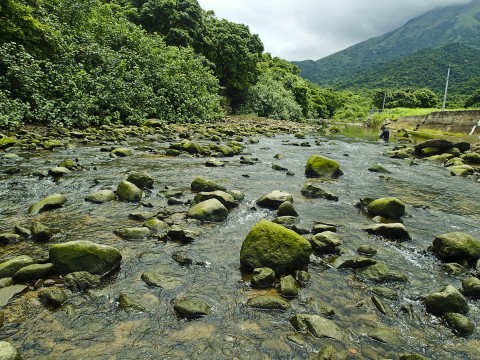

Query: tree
465 89 480 108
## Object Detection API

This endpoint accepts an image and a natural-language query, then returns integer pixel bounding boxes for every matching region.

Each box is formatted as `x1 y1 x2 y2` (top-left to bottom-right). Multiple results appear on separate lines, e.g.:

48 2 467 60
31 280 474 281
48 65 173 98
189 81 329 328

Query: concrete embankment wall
392 110 480 135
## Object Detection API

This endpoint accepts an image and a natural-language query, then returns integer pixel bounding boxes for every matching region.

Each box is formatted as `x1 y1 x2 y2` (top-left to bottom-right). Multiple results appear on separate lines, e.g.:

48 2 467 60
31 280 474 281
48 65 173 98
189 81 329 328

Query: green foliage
465 89 480 108
373 88 439 109
332 92 371 120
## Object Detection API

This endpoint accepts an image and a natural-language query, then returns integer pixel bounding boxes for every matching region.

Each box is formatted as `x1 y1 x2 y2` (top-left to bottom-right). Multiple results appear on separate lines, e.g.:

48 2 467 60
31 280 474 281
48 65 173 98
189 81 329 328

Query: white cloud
197 0 472 60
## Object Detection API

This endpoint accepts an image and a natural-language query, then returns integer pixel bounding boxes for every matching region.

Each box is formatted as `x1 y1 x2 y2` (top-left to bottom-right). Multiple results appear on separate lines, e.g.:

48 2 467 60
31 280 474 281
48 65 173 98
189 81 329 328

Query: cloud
197 0 472 61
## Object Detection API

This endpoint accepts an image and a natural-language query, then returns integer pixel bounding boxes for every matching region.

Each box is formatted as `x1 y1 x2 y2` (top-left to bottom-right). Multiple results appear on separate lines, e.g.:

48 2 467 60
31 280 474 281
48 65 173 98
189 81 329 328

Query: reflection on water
0 127 479 359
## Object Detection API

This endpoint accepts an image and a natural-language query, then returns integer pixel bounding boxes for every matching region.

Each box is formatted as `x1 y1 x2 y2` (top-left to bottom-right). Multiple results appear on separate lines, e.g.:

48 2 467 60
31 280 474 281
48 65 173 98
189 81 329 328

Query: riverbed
0 121 479 359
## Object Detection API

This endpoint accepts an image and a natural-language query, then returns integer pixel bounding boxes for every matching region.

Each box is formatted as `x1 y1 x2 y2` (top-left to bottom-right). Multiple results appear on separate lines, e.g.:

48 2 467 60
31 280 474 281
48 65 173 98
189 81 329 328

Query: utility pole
442 65 451 112
382 91 387 112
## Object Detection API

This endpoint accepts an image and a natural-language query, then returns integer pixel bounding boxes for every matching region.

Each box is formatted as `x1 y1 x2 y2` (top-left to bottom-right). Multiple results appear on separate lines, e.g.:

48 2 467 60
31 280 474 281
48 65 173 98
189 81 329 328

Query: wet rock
462 277 480 298
310 231 343 254
191 178 226 192
12 263 54 283
118 293 148 312
165 226 199 243
144 118 164 127
290 314 345 340
272 216 299 229
240 155 258 164
424 285 469 316
43 139 63 150
14 225 31 238
171 252 193 266
58 159 78 169
49 240 122 275
240 220 311 274
126 172 154 189
312 223 337 234
28 193 67 214
129 211 158 221
85 189 116 203
38 286 67 308
332 256 377 269
174 297 211 318
414 139 454 153
0 285 28 307
187 198 228 222
370 287 399 300
227 189 244 202
0 341 21 360
368 164 391 173
357 245 377 256
251 267 275 288
31 221 51 242
363 223 411 241
314 344 347 360
256 190 293 210
371 295 394 316
48 166 70 177
462 151 480 164
205 158 225 167
141 271 183 290
450 164 475 176
444 157 465 167
442 263 467 275
114 227 151 240
277 201 298 217
110 147 133 157
64 271 101 291
247 295 290 310
280 275 298 298
272 164 289 172
194 190 236 209
301 184 338 201
143 218 169 234
0 233 20 245
431 232 480 263
367 197 405 219
305 155 343 178
170 141 205 155
0 255 34 278
295 270 310 286
444 312 475 336
356 263 407 283
305 297 335 317
367 327 401 345
116 180 143 202
0 278 13 289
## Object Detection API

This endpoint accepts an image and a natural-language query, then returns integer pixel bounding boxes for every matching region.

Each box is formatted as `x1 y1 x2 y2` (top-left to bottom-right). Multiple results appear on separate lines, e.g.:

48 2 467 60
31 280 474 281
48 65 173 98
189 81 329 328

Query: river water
0 124 479 359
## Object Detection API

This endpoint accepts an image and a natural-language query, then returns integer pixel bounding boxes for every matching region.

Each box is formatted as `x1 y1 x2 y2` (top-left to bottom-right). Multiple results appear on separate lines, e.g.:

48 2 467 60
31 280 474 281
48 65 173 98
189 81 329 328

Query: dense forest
0 0 365 129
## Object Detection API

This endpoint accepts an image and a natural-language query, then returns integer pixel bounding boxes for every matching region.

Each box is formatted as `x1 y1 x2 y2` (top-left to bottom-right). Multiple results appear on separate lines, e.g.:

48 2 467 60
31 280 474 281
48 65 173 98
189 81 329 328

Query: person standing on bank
379 125 390 143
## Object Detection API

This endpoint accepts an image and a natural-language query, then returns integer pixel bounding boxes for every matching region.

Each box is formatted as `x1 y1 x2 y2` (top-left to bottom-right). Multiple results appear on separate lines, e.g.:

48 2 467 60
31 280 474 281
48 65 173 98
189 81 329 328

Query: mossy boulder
290 314 345 340
444 312 475 336
280 275 298 297
247 295 290 310
111 147 133 157
277 201 298 217
194 190 236 209
64 271 101 291
85 189 116 203
12 263 54 283
28 193 67 215
0 255 34 278
174 297 211 318
116 180 143 202
31 221 51 242
240 220 311 274
431 232 480 263
256 190 293 210
49 240 122 275
367 197 405 219
461 277 480 298
424 285 468 316
450 165 474 176
191 178 226 192
305 155 342 178
187 198 228 222
356 263 407 283
127 172 155 189
368 164 391 174
0 137 16 149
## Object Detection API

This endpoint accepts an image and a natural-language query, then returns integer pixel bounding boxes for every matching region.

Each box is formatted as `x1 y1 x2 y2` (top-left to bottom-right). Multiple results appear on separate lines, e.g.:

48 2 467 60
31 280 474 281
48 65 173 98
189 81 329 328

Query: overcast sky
197 0 472 61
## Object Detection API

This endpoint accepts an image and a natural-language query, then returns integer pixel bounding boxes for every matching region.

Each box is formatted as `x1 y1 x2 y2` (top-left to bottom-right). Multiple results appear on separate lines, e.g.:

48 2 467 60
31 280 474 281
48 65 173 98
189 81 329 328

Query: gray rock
280 275 298 298
28 194 67 214
251 267 275 288
311 231 343 254
0 255 34 278
290 314 344 340
194 190 236 209
431 232 480 263
187 198 228 222
49 240 122 275
367 327 401 345
247 295 290 310
141 272 183 290
277 201 298 217
227 190 245 202
301 184 338 201
444 312 475 336
0 285 28 307
38 286 67 307
14 225 31 238
356 263 407 283
12 263 54 283
256 190 293 210
31 221 51 242
64 271 101 291
85 189 116 203
114 227 151 240
0 341 21 360
116 180 143 202
174 297 211 318
424 285 469 315
363 223 411 241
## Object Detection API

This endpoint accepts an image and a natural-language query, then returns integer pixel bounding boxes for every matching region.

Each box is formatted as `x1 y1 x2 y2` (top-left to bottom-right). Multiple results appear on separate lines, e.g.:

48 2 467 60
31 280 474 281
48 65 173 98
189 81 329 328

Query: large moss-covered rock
256 190 293 210
424 285 469 316
12 263 54 283
240 220 311 274
126 172 155 189
49 240 122 275
0 255 34 278
367 197 405 218
431 232 480 263
28 194 67 215
187 198 228 222
305 155 342 178
116 180 143 202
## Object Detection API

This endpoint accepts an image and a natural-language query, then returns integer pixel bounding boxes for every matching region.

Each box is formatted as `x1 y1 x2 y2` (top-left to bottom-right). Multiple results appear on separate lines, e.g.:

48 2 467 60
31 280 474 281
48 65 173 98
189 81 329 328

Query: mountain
294 0 480 91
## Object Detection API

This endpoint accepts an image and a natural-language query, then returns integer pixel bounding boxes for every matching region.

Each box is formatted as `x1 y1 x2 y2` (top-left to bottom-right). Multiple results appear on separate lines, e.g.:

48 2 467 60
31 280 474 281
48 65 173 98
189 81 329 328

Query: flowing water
0 126 479 359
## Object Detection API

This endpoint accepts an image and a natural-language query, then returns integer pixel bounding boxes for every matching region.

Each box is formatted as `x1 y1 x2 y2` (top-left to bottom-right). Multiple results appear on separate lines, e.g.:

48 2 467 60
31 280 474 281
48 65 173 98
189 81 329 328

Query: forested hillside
0 0 359 129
